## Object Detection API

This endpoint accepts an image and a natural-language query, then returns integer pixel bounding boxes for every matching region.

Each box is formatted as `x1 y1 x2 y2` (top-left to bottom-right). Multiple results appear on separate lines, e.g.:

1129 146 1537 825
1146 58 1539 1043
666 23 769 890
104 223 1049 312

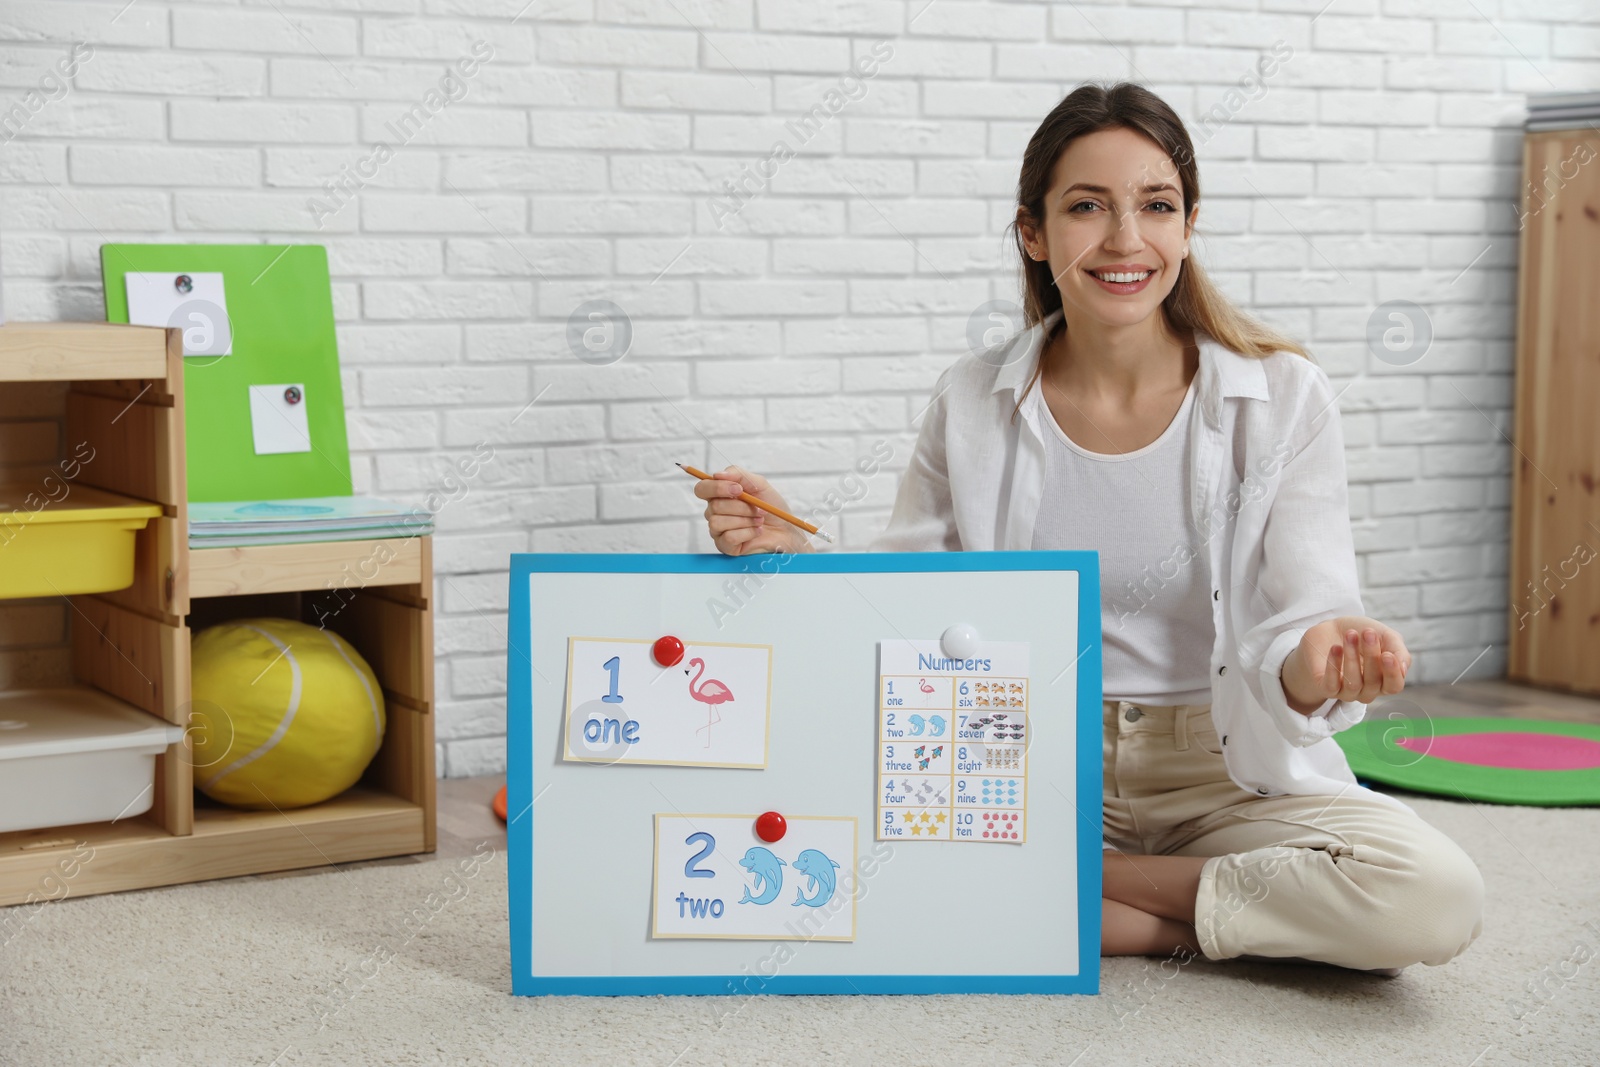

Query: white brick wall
2 0 1594 778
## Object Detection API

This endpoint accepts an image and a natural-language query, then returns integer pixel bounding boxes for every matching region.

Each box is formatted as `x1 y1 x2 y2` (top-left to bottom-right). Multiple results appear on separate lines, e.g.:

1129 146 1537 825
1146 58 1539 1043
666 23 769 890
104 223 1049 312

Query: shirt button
1218 665 1227 676
1213 590 1219 601
1222 735 1228 745
1258 788 1270 795
1124 706 1142 722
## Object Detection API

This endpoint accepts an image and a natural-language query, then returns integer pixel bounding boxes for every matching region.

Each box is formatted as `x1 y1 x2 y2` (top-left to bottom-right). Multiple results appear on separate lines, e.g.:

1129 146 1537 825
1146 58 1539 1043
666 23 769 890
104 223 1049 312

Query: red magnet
755 811 787 843
652 635 685 667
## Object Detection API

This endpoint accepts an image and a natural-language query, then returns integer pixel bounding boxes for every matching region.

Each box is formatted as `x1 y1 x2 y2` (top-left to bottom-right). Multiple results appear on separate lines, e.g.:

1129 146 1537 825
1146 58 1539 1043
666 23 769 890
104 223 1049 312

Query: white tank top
1029 379 1215 706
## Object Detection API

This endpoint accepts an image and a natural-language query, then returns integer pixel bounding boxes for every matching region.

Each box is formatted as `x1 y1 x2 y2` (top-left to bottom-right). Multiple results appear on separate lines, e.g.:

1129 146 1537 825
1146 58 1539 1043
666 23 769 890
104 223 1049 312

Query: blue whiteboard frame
506 550 1103 996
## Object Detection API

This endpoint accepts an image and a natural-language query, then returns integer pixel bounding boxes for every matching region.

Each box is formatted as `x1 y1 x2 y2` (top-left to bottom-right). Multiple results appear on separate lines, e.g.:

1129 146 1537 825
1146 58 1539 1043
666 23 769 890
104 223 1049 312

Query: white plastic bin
0 687 186 834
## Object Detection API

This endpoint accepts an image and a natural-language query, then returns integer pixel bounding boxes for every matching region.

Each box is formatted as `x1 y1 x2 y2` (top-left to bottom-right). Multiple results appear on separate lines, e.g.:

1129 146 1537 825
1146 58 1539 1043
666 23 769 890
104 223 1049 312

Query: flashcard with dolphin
561 637 773 768
651 814 857 941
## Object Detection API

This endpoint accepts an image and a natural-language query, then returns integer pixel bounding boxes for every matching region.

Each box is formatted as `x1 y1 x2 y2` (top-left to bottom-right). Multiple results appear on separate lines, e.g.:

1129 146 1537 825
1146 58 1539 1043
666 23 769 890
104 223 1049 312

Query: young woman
695 83 1484 975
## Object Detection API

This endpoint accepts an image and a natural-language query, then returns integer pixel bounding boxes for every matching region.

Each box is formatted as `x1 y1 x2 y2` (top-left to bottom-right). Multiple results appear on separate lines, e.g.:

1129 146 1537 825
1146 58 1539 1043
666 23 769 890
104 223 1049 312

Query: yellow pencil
676 463 834 543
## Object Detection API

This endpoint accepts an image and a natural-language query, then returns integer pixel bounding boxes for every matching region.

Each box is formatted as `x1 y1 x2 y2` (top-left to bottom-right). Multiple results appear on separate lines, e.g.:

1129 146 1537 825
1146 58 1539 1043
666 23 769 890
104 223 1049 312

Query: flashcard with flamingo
650 814 857 941
561 637 773 768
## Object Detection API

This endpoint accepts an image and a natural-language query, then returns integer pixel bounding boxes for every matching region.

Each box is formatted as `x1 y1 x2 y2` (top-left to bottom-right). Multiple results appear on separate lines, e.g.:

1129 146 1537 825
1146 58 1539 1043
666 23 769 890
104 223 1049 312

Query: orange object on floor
492 785 507 822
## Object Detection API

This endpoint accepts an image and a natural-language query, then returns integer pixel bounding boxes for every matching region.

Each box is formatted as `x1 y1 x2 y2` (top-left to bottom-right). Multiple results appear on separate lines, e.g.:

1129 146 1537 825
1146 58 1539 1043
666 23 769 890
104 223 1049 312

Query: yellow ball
190 618 385 810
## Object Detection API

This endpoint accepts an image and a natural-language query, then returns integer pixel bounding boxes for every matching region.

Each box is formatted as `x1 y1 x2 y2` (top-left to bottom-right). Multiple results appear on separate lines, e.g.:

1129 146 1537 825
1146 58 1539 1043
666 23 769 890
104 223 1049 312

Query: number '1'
601 655 623 703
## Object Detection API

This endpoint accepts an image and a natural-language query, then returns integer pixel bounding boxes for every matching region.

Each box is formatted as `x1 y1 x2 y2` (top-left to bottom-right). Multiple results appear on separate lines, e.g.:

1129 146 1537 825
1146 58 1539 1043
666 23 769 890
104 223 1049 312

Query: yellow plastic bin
0 483 163 599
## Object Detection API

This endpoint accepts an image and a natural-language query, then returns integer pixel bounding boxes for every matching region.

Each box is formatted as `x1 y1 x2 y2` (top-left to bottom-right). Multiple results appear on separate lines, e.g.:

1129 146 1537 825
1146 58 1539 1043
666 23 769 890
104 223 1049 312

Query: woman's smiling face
1026 126 1198 330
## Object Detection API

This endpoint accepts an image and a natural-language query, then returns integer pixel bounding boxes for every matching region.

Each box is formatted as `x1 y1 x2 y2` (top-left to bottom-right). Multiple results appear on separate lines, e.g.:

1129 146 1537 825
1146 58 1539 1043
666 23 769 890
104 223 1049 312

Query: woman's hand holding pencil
684 464 823 556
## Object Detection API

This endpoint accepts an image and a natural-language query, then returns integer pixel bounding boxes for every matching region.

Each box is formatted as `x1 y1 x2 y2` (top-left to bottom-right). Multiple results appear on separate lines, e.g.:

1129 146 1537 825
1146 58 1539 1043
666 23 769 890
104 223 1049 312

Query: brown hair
1004 81 1310 414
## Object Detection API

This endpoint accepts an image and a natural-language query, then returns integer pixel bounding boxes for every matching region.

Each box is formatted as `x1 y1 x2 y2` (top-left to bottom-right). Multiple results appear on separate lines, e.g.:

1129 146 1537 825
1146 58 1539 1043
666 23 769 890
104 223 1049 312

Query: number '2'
684 832 715 879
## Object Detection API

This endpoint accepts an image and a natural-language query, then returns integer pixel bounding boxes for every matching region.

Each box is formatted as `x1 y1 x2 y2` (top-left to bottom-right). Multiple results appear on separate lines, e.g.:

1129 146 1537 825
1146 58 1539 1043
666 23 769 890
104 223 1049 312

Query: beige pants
1102 699 1485 971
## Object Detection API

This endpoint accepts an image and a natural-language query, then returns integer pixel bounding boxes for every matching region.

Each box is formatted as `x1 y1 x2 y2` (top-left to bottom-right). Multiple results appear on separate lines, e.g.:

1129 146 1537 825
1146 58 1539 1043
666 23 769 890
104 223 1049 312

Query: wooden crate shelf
0 788 426 904
189 536 426 597
0 323 170 382
0 322 436 907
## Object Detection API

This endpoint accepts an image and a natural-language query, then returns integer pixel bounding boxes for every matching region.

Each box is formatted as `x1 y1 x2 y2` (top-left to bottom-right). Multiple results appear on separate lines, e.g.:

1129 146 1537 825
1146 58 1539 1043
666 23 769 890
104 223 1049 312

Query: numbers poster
562 637 773 768
876 640 1030 843
651 815 858 941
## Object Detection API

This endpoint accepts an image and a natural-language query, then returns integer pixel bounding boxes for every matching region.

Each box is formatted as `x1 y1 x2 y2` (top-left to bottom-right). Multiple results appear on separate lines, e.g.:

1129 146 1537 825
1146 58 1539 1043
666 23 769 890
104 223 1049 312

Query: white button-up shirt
863 307 1417 825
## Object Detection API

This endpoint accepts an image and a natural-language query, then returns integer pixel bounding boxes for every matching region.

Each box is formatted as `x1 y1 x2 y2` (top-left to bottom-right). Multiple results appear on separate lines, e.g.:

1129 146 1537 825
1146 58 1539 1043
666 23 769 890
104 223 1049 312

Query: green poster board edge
101 244 353 504
1337 717 1600 807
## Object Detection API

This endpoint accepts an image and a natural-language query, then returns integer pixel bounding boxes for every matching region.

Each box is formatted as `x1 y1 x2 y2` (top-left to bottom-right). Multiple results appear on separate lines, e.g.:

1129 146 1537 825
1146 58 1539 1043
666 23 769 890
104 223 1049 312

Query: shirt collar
989 307 1270 429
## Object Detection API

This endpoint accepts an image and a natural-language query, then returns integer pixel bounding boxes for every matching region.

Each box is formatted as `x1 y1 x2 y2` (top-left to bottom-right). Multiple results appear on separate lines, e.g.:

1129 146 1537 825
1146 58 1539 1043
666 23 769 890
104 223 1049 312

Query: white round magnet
941 623 980 660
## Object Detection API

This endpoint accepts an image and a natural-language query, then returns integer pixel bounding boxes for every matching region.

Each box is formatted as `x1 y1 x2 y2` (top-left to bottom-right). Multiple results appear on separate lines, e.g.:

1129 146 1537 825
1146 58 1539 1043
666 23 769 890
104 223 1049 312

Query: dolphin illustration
928 715 946 736
908 714 926 736
738 847 786 905
791 849 841 908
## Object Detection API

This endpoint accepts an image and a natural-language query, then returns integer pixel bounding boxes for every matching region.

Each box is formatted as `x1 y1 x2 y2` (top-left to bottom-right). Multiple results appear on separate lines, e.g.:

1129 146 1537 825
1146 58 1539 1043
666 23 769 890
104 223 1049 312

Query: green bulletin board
101 244 353 504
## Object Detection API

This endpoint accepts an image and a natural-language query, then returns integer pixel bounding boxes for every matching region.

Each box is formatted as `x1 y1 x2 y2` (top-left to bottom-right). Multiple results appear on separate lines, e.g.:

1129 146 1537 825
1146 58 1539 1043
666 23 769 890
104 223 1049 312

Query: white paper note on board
124 272 233 356
248 383 312 455
651 814 857 941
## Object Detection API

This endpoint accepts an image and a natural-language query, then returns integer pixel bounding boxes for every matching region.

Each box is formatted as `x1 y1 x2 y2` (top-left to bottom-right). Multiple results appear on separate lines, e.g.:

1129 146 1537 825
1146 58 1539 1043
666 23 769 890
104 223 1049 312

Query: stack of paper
1526 91 1600 131
188 496 433 548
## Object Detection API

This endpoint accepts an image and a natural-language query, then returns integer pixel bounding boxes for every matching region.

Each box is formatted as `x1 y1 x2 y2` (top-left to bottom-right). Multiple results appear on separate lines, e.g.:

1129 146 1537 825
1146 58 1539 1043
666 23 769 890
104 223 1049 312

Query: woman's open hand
1281 616 1411 714
693 465 811 557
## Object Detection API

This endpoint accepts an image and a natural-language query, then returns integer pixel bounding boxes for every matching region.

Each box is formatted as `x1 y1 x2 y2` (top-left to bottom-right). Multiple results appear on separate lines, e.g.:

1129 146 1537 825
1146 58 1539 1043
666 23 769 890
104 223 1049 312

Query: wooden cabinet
0 323 435 905
1508 126 1600 694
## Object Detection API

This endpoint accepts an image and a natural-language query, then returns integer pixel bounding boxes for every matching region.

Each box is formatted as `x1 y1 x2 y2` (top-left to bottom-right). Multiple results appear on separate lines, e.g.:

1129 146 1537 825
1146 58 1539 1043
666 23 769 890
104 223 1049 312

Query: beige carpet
2 792 1597 1067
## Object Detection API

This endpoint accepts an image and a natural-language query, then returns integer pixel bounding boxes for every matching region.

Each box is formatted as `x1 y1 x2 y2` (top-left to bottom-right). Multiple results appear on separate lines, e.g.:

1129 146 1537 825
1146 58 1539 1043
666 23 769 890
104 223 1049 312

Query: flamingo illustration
918 678 934 693
684 657 735 747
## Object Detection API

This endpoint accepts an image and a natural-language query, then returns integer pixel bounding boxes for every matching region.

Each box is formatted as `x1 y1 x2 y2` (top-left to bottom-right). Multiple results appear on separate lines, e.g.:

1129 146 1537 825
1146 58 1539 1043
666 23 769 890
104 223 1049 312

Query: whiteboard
507 550 1103 996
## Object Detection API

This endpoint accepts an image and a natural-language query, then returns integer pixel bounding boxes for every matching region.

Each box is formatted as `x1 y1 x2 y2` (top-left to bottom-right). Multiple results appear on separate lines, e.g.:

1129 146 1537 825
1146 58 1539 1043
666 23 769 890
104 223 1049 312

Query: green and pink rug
1336 717 1600 806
